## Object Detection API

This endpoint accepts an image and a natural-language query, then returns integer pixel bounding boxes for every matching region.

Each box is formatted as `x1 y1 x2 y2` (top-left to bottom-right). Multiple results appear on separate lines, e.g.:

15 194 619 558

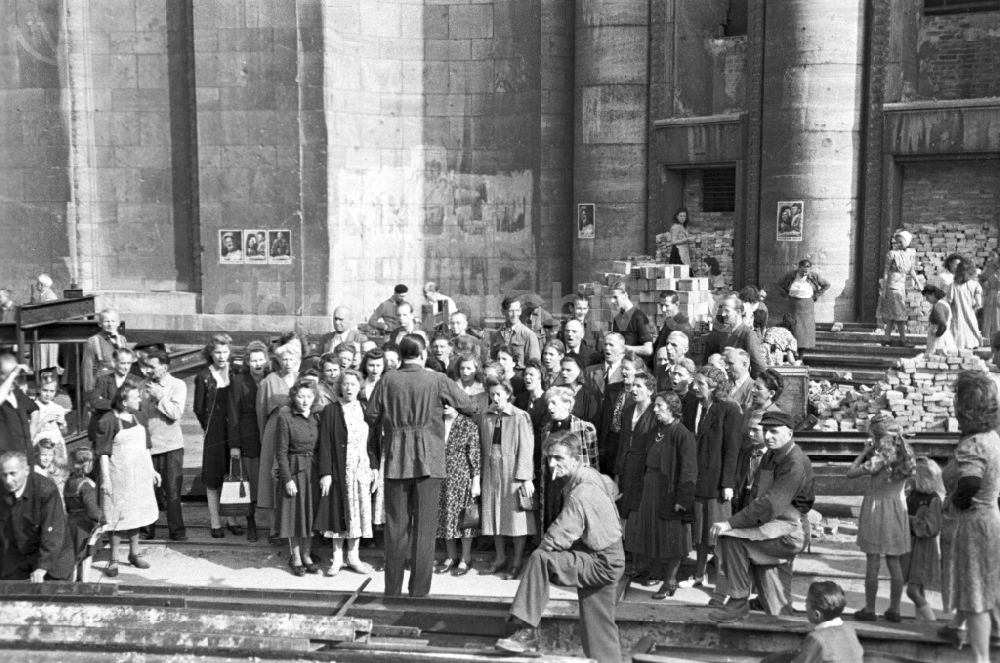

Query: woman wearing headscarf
877 230 919 347
949 257 983 351
778 259 831 351
256 333 302 543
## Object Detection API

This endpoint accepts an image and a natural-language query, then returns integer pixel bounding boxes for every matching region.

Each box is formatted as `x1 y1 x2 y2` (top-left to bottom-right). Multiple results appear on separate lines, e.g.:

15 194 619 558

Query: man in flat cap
368 284 409 334
708 410 814 623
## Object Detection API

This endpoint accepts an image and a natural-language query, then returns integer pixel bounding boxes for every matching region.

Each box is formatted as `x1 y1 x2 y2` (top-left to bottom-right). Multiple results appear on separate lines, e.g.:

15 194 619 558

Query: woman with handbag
478 378 536 580
194 334 242 538
434 403 481 577
97 383 161 577
316 370 378 576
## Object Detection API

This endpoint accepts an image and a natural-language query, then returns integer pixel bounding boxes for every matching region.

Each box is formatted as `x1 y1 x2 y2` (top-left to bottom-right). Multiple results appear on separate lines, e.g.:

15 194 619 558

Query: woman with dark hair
435 401 481 577
275 379 321 576
763 314 799 366
359 348 386 528
937 372 1000 661
540 339 565 390
194 333 241 538
479 378 535 579
683 365 741 600
360 348 385 404
702 257 726 297
949 257 983 350
558 354 601 427
922 284 957 355
640 390 697 599
936 253 963 295
615 373 659 586
97 382 161 576
751 368 784 415
316 369 377 576
665 207 692 265
227 339 269 542
778 259 831 351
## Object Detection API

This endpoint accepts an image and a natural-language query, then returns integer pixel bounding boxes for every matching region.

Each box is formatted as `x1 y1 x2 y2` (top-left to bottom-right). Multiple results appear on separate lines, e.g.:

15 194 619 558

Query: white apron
103 416 159 532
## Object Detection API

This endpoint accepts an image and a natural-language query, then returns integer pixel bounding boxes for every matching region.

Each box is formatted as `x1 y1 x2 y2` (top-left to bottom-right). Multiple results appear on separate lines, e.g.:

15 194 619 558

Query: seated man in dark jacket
0 451 75 581
709 410 814 623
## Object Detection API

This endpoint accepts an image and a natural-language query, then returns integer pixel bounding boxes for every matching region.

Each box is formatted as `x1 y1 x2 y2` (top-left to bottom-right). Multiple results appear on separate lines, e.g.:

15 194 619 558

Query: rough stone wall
899 159 1000 330
0 0 71 300
918 10 1000 100
672 0 747 117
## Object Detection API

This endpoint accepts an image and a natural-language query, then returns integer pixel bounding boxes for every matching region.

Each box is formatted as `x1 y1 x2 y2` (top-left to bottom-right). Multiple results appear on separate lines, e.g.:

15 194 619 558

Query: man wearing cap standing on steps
368 284 410 334
708 410 815 623
497 430 624 661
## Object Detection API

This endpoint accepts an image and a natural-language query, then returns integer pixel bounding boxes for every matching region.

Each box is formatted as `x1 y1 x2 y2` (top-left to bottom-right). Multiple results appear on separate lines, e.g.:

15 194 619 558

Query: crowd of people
0 263 999 662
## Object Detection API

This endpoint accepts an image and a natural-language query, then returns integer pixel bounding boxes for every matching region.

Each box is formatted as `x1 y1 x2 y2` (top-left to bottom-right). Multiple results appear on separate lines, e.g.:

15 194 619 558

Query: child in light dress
31 372 68 467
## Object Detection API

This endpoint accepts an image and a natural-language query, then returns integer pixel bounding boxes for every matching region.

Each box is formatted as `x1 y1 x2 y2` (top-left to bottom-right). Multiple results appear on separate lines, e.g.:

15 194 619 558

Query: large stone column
756 0 865 322
573 1 649 285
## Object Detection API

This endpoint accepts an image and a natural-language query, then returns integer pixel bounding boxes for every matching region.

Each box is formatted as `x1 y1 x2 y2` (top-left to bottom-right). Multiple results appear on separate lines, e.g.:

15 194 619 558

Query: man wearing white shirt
140 349 187 541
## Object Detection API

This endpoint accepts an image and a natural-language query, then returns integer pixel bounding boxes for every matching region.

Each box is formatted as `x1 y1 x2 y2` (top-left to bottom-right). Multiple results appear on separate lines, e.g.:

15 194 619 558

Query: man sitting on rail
708 410 815 623
496 430 624 661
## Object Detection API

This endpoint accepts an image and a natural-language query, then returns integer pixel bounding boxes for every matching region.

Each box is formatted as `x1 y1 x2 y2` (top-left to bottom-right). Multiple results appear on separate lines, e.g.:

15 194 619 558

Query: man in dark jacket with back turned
0 451 75 581
365 334 478 597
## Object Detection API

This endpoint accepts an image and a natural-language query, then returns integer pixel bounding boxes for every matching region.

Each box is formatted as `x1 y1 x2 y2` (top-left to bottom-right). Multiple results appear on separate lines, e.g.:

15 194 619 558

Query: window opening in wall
724 0 748 36
702 168 737 213
923 0 1000 15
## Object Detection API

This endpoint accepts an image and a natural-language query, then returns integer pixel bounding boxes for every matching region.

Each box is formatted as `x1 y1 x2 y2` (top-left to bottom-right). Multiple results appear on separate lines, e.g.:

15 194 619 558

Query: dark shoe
630 571 650 585
288 559 305 577
227 524 244 536
128 553 150 569
883 609 901 623
482 560 507 575
169 533 187 542
652 581 676 600
304 560 320 575
210 528 225 539
709 597 750 623
451 560 471 577
434 559 454 575
749 597 765 612
854 608 877 622
495 627 539 654
268 534 284 546
246 523 258 542
104 562 119 578
140 527 156 540
937 624 968 651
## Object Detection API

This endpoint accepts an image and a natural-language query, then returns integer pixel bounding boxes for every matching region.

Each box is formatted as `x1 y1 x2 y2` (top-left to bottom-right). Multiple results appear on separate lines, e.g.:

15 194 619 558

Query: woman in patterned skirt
434 404 481 577
316 370 378 576
877 230 919 347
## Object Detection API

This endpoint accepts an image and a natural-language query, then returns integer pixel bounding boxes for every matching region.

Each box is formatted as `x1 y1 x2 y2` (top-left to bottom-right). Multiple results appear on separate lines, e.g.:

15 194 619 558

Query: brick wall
918 10 1000 100
899 159 1000 331
654 169 736 291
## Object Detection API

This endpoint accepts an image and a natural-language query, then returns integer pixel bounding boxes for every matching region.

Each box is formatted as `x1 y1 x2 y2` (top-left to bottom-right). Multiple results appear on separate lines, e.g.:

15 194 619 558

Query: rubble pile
654 228 736 291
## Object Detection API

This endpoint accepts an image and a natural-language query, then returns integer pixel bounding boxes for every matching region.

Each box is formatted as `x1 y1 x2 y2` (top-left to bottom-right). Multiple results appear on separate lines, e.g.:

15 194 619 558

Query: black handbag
460 501 480 530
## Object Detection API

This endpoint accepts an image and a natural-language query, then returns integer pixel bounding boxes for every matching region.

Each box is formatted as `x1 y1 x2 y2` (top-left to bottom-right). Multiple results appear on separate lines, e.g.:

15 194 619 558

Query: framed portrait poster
776 201 804 242
244 229 267 263
577 203 595 239
219 230 244 264
268 230 292 264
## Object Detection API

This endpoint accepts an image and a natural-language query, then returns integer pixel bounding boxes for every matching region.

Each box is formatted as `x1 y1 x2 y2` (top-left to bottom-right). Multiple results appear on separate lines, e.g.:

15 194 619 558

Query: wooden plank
0 623 312 652
17 296 97 327
0 601 368 643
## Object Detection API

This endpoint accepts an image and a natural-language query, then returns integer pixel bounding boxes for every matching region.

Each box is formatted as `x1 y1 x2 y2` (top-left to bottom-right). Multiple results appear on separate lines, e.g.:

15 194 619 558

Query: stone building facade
1 0 997 327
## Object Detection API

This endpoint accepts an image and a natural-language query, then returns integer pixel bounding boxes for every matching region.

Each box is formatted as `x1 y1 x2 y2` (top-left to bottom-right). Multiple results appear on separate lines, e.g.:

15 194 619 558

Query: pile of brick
898 221 998 333
808 380 880 433
654 228 736 290
881 350 989 433
584 257 715 329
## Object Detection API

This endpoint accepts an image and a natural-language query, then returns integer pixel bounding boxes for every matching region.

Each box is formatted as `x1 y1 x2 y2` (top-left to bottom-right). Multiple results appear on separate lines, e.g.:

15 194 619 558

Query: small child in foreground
762 581 863 663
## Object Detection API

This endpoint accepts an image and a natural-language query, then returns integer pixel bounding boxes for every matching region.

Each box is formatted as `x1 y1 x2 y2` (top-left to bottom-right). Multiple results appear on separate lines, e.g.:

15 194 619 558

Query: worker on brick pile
708 410 815 623
496 430 624 661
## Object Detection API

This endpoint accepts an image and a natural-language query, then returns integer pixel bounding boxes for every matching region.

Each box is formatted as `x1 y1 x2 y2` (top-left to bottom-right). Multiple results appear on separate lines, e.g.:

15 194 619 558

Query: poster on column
268 230 292 264
577 203 595 239
219 230 244 264
244 229 267 263
776 201 804 242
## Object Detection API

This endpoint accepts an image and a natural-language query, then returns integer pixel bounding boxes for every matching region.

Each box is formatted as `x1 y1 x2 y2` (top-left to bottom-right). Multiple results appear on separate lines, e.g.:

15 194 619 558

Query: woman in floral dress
434 404 481 577
316 370 377 576
878 230 918 347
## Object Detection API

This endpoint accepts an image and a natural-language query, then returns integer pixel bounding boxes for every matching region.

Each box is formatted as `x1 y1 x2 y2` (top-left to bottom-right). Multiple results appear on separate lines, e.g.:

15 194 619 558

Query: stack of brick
899 221 998 333
808 380 880 433
654 228 736 290
880 350 989 433
592 257 715 328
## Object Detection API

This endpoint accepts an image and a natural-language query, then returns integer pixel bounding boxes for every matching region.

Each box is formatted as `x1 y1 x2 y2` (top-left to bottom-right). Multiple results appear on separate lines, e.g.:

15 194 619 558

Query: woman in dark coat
315 370 378 576
685 365 741 602
558 355 601 427
615 373 659 585
641 390 697 599
226 340 270 542
194 333 241 538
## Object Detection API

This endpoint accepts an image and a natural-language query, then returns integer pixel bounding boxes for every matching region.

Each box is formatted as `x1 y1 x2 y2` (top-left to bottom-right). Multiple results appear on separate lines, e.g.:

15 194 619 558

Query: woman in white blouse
778 259 831 351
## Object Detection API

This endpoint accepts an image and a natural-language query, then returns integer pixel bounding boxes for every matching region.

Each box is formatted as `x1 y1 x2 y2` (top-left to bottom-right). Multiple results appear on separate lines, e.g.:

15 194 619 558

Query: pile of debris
654 228 736 291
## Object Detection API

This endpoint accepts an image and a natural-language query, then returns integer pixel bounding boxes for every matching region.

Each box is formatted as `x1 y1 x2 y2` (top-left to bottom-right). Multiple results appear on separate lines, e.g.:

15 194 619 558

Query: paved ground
85 503 945 621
